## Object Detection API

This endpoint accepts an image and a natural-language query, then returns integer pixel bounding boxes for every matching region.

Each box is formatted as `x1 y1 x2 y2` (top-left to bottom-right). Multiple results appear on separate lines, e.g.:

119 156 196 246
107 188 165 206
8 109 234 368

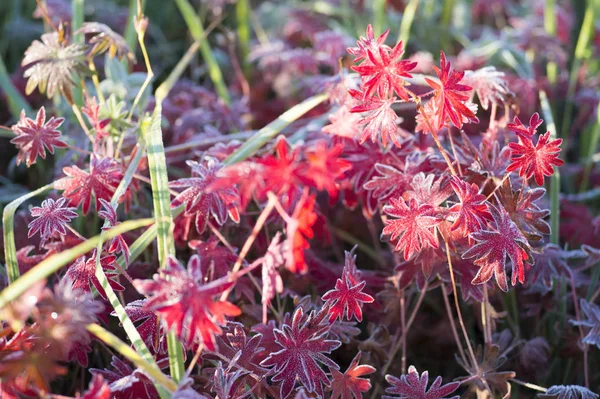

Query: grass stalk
0 54 31 117
544 0 557 84
3 183 54 283
0 218 153 309
560 3 594 140
86 323 177 393
236 0 251 76
175 0 231 105
397 0 419 45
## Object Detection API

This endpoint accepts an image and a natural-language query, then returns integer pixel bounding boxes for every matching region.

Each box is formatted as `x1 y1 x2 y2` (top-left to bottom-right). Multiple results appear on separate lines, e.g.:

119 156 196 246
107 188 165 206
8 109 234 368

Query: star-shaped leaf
382 198 441 261
322 251 374 322
425 51 478 130
330 352 375 399
260 307 341 399
28 197 78 246
462 202 532 292
10 107 67 167
55 156 123 215
383 365 459 399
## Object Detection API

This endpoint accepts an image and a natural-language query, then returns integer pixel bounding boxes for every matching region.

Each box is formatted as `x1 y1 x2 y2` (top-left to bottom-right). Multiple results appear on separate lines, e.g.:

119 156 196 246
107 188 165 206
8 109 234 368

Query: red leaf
55 156 123 215
64 252 123 300
330 352 376 399
285 192 318 274
90 357 159 399
448 177 490 236
382 198 441 261
300 140 352 197
27 197 78 246
352 41 417 100
384 365 459 399
117 299 167 355
10 107 67 167
507 112 543 139
133 255 241 350
78 375 111 399
506 118 564 185
170 157 241 234
82 97 110 140
462 202 532 292
322 250 374 322
349 89 402 148
260 307 341 398
425 51 478 130
346 24 390 63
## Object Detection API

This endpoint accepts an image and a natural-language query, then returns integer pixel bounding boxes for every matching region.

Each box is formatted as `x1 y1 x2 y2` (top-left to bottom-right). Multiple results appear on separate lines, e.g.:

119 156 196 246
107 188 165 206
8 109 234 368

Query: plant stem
443 236 478 369
539 90 560 245
441 281 468 365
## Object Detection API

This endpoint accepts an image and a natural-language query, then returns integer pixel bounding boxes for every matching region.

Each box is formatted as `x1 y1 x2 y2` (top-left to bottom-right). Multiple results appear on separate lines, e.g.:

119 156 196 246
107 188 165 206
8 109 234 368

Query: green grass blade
0 54 31 117
224 92 329 166
236 0 251 76
397 0 419 45
175 0 231 105
86 323 177 393
3 183 54 283
92 140 169 397
0 218 153 309
155 41 200 105
95 139 159 374
539 90 560 245
372 0 386 37
71 0 84 42
142 107 185 382
560 3 594 139
544 0 557 84
581 102 600 192
142 109 175 266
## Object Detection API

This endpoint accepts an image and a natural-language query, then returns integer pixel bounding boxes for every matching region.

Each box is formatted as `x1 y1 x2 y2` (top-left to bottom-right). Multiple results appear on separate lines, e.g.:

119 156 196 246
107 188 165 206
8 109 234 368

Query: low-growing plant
0 1 599 398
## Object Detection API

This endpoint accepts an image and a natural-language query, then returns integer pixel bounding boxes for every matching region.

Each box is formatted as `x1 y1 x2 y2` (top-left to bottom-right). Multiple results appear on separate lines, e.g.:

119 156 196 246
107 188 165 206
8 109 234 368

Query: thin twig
443 234 479 370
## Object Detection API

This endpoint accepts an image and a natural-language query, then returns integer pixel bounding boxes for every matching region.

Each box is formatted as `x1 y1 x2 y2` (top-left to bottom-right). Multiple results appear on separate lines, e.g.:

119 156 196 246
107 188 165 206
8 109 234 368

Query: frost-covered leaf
260 307 341 398
462 202 532 291
10 107 67 167
22 31 87 101
28 197 78 246
330 352 375 399
133 255 240 350
382 198 441 261
383 365 459 399
425 51 478 130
